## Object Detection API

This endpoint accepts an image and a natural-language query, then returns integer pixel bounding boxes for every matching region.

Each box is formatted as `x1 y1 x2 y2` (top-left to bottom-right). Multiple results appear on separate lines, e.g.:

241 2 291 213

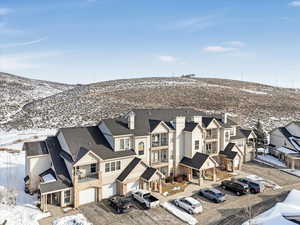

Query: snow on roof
277 147 296 154
42 173 56 183
289 137 300 151
242 189 300 225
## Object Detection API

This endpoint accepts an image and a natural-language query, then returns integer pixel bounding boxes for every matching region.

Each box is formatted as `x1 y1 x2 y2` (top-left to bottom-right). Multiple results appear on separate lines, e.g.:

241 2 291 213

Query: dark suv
221 180 249 196
108 195 134 214
237 178 265 194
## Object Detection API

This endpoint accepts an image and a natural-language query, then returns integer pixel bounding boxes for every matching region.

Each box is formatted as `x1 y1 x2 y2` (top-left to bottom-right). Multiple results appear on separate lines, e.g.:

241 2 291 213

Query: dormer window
120 138 130 150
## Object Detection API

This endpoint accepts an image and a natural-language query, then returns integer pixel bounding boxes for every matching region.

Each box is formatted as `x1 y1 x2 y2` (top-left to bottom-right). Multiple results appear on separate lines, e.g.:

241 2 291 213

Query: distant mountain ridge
1 73 299 131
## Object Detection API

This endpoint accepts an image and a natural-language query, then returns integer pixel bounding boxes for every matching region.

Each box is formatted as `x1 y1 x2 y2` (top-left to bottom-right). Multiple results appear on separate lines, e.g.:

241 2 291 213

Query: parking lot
78 199 185 225
39 161 300 225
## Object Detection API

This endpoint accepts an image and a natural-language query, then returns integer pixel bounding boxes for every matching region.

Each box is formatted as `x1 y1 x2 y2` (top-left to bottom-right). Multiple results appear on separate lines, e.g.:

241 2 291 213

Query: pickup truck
132 190 160 208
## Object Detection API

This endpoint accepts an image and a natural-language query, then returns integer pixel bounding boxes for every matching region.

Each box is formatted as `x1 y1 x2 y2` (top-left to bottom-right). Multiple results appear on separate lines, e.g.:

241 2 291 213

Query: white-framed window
116 161 121 170
138 142 145 155
90 163 97 173
105 163 110 172
120 138 130 150
111 162 116 171
105 161 121 173
195 140 200 150
230 128 234 136
64 190 71 204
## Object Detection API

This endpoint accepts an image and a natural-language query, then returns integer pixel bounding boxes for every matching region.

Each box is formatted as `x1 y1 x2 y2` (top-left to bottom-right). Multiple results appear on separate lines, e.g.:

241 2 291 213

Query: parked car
173 197 203 214
199 188 226 203
237 178 265 194
132 190 160 208
108 195 134 213
221 180 249 196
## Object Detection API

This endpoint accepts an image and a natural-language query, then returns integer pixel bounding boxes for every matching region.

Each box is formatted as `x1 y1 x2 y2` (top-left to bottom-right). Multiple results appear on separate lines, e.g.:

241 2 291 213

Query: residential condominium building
269 121 300 169
23 108 256 212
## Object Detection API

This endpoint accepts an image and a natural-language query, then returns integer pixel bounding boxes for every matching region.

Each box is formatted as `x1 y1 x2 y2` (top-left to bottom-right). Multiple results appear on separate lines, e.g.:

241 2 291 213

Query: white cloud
203 46 236 53
0 37 48 48
158 55 177 62
289 1 300 7
0 8 12 16
225 41 245 47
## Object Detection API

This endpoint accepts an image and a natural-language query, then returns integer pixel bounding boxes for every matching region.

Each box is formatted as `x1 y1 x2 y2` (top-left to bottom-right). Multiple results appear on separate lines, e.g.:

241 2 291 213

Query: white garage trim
127 180 139 193
79 188 96 205
102 183 116 199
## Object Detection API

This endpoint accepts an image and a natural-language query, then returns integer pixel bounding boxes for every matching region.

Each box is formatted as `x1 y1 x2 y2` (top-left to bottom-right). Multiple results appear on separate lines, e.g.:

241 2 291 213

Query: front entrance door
46 192 61 206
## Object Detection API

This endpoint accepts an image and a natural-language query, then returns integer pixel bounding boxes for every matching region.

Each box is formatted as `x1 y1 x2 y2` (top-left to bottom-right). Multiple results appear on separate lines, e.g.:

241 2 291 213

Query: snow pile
281 169 300 178
0 151 49 225
276 147 296 154
42 174 56 183
242 189 300 225
257 148 269 154
53 214 92 225
246 174 281 190
161 202 198 225
256 155 287 168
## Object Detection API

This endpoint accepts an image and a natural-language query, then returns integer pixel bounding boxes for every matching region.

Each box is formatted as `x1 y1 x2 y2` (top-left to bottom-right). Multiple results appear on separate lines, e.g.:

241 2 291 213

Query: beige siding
75 152 99 166
101 157 133 185
28 155 51 190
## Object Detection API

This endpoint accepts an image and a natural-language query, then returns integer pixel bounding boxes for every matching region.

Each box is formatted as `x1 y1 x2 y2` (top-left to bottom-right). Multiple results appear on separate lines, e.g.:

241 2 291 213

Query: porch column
41 194 48 212
159 180 163 193
291 159 295 170
188 168 192 181
212 167 217 182
198 170 203 186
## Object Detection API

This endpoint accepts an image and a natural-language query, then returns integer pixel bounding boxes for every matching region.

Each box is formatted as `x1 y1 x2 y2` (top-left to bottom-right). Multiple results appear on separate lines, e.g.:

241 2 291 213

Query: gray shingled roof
141 167 157 181
24 141 48 157
231 127 253 140
180 152 209 170
103 108 236 137
219 143 238 160
46 137 72 184
184 122 198 132
40 180 71 194
59 126 136 162
117 157 141 182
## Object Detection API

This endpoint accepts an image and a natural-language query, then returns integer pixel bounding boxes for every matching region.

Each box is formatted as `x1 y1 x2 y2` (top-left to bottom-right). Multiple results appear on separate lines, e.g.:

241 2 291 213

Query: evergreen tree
253 119 266 148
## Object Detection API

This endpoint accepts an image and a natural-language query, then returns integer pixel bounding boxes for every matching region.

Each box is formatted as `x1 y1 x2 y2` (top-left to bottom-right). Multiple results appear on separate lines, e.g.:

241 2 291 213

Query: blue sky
0 0 300 87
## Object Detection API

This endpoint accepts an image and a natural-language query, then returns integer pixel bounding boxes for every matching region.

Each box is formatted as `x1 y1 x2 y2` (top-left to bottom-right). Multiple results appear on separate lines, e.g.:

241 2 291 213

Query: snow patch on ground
240 88 269 95
161 202 198 225
256 154 287 168
242 189 300 225
52 214 92 225
0 128 57 151
0 151 49 225
246 174 281 190
281 169 300 178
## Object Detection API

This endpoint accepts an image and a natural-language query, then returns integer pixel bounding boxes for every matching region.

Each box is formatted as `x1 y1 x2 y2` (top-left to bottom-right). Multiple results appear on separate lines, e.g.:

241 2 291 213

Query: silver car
174 197 203 214
199 188 226 203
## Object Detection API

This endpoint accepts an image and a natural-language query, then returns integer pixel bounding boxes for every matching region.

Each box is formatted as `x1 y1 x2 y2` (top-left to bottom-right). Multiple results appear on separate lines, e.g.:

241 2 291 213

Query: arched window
138 142 145 155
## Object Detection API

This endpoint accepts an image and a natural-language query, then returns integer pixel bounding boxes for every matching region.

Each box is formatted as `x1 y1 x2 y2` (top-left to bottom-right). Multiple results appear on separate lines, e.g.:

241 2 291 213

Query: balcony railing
78 173 99 183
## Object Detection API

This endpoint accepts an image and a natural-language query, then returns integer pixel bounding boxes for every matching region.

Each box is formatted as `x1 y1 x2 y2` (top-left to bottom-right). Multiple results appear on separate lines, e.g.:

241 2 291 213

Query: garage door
79 188 96 205
127 181 139 193
233 157 240 168
102 183 116 199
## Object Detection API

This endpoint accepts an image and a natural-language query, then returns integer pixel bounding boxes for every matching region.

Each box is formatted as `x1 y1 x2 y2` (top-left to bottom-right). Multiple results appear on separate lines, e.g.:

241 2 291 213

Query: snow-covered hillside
0 72 74 126
1 73 300 131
